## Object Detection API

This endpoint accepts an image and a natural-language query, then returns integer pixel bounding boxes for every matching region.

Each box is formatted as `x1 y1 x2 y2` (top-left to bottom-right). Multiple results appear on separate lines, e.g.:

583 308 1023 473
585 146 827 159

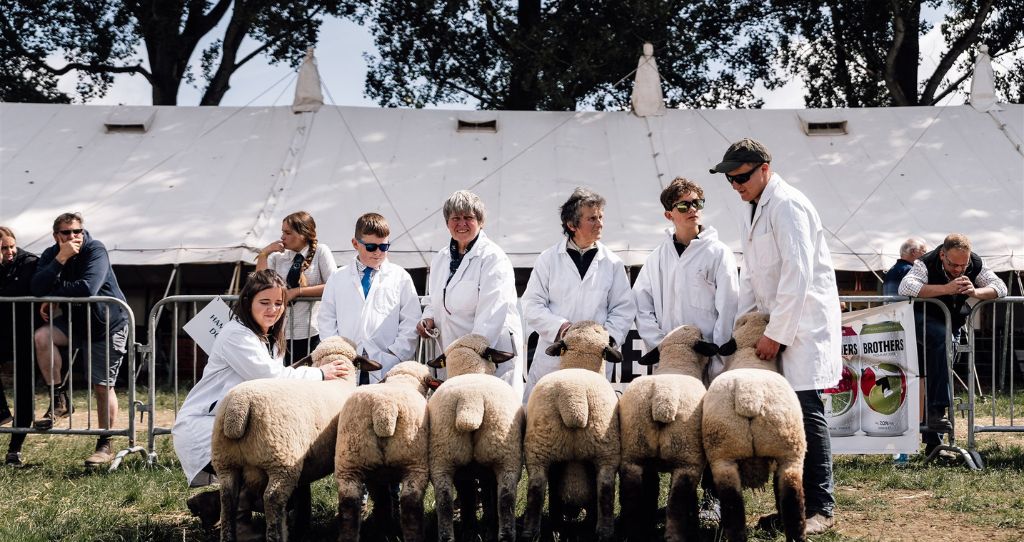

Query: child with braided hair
256 211 337 364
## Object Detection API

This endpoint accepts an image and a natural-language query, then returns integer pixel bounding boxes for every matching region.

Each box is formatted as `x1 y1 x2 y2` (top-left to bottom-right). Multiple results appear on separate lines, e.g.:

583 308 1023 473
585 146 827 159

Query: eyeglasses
356 238 390 252
726 163 763 185
57 228 84 236
674 199 706 213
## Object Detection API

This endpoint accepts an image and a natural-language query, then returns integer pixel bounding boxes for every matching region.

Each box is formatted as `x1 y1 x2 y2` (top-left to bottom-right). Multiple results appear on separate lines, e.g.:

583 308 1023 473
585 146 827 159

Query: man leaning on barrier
898 233 1007 456
29 212 129 468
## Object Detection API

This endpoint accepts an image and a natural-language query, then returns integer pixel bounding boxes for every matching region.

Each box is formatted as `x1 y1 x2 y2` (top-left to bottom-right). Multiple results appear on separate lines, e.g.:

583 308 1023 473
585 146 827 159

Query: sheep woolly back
443 334 497 378
371 361 431 438
558 320 610 372
219 335 358 440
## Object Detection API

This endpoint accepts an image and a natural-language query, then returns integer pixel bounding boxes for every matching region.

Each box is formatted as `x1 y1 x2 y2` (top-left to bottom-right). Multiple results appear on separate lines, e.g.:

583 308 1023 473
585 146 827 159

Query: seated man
30 213 129 467
898 233 1006 454
882 237 927 296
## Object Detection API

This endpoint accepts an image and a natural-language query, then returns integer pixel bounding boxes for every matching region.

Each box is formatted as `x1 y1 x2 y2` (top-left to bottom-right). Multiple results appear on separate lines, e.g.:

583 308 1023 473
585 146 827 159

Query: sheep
211 336 381 542
425 333 522 542
701 312 806 542
521 320 623 542
618 324 723 542
334 361 440 542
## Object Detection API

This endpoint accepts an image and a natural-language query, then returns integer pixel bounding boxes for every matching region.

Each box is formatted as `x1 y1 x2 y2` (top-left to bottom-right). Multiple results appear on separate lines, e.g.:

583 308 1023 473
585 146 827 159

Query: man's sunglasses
357 238 391 252
726 163 763 185
674 199 706 213
57 228 84 236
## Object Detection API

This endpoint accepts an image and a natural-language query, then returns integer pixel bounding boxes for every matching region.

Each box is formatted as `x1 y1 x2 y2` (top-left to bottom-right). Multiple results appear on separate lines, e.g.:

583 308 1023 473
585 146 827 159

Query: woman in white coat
318 212 421 383
416 190 525 399
173 270 351 490
521 187 635 401
632 178 739 380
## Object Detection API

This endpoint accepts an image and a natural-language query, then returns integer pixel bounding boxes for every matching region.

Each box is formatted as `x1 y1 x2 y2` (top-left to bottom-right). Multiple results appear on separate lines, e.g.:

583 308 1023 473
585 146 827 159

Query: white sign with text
182 297 232 355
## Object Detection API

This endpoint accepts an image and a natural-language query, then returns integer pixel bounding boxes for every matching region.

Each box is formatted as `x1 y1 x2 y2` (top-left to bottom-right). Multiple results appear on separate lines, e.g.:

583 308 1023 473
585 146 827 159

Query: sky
56 10 980 110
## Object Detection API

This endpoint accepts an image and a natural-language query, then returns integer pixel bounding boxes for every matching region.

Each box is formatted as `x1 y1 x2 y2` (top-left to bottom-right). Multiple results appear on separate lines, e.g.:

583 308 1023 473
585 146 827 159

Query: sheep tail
650 381 680 424
557 387 590 429
733 379 768 419
372 400 400 438
220 393 251 440
455 394 486 433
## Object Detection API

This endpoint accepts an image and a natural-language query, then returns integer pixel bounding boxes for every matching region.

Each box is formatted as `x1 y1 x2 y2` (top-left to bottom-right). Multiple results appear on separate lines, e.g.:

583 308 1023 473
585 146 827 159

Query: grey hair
899 237 927 259
442 190 486 224
560 187 605 237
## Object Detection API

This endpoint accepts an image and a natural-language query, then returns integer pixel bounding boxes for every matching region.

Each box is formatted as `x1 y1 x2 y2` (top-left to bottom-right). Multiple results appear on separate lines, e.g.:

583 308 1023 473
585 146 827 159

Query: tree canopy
0 0 353 105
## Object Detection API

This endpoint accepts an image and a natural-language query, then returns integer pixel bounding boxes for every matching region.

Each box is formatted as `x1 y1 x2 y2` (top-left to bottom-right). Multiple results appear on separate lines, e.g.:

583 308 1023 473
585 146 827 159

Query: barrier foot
147 451 159 467
923 444 981 470
108 445 149 472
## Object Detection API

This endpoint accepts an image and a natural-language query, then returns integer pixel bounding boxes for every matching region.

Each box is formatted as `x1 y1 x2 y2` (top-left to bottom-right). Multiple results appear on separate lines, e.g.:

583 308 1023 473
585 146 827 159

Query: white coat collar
750 173 783 227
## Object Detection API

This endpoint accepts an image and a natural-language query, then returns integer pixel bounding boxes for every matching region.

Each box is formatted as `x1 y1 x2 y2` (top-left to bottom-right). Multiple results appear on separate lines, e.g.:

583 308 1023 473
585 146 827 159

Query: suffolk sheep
702 312 806 542
211 336 380 542
618 324 723 541
426 334 521 542
522 321 622 542
335 361 439 542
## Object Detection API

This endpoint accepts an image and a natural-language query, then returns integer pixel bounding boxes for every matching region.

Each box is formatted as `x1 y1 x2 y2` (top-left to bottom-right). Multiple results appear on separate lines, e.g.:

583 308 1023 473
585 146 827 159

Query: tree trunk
892 0 920 105
200 3 252 106
505 0 541 110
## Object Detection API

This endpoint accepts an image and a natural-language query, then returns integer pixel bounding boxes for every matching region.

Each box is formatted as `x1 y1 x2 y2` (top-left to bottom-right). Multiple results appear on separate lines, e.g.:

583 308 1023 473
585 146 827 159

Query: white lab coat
738 173 842 391
172 319 323 486
318 259 422 381
632 226 739 379
521 239 636 400
422 231 524 399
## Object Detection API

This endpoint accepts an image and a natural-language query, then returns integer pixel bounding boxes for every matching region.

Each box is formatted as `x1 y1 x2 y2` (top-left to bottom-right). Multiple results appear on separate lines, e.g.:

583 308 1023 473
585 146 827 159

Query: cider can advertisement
830 303 919 455
824 326 860 437
859 321 909 436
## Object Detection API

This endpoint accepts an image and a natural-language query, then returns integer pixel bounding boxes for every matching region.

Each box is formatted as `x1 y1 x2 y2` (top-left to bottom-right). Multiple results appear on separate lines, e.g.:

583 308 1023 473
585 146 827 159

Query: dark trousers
914 317 955 411
797 390 834 518
2 325 36 453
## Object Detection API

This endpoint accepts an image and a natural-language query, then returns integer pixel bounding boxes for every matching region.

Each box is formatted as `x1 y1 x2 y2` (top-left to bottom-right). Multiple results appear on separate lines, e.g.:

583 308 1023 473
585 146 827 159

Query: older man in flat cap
710 139 842 535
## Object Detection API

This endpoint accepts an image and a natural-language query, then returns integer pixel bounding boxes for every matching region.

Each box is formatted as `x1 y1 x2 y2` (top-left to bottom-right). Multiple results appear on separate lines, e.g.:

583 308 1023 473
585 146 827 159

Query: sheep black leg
776 459 806 542
665 465 701 542
618 462 646 540
521 463 548 542
495 464 520 542
288 482 312 541
336 475 364 542
547 464 566 539
401 468 429 542
264 472 299 542
642 465 661 533
711 461 746 542
219 469 241 542
433 469 458 542
456 476 480 542
595 463 617 542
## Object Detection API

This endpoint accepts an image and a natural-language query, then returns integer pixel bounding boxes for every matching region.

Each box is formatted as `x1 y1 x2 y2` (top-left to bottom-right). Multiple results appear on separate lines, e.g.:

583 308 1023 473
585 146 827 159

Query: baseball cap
709 138 772 174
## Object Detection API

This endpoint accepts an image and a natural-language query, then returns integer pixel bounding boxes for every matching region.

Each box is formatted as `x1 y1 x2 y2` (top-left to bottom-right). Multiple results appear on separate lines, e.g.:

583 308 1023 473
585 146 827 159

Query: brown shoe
84 440 114 468
187 489 222 530
805 513 835 535
33 389 73 430
757 512 782 533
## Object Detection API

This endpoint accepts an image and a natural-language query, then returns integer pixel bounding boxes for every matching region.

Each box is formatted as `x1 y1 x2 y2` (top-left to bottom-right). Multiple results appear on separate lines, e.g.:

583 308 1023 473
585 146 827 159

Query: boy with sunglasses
30 212 129 467
710 138 841 535
318 212 421 384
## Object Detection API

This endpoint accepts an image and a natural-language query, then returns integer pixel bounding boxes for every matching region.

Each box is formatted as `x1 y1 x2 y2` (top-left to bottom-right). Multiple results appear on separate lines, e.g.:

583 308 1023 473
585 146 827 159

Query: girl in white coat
417 191 525 399
521 187 635 401
318 212 421 383
632 178 739 380
172 270 351 489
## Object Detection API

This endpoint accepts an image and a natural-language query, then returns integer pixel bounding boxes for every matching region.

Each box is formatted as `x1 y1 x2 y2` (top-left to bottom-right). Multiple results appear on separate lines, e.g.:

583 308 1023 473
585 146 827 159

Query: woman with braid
256 211 337 363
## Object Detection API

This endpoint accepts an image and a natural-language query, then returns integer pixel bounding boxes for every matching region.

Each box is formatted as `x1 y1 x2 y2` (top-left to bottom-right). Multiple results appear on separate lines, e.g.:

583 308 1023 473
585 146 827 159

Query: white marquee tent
1 99 1022 273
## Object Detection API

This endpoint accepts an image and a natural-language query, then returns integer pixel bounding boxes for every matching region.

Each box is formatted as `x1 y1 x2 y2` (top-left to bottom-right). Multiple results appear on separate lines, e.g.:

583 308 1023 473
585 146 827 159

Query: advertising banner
825 302 920 454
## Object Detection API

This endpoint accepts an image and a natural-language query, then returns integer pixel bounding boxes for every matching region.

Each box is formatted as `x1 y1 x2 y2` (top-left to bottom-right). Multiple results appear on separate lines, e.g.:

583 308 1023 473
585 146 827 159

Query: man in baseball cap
710 138 841 535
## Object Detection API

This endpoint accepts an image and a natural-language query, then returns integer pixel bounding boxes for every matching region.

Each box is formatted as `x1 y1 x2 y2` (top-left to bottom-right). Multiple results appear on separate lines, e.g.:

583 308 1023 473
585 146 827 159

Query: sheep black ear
608 336 618 348
693 341 719 357
427 354 447 368
423 376 444 390
354 355 383 372
778 344 787 353
638 347 660 366
545 340 566 356
717 338 737 356
603 346 623 364
483 347 515 364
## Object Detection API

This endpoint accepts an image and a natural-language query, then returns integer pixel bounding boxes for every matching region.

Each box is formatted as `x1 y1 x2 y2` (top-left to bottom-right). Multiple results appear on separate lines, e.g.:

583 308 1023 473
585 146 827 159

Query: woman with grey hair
417 190 525 397
520 187 636 401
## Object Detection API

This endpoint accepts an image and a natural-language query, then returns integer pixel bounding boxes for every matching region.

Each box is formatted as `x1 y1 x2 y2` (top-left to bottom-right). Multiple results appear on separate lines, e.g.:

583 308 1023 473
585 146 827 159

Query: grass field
1 392 1022 541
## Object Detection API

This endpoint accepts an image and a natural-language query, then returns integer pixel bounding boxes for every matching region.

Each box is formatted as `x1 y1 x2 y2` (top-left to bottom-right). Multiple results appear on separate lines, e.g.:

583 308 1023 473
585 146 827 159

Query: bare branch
884 0 910 105
921 0 995 103
929 70 971 104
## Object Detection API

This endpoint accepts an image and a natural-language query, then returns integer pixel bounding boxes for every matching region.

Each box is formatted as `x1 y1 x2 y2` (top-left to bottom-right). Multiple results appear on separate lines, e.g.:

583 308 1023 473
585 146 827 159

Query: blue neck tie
361 267 373 297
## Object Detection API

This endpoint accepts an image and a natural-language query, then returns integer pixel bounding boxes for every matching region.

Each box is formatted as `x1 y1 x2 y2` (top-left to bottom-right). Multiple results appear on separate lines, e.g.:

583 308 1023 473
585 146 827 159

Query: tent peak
631 42 666 118
292 47 324 113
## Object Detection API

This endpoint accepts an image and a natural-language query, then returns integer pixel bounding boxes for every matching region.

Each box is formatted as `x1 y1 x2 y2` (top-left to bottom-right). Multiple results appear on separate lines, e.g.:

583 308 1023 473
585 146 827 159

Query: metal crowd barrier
0 296 146 471
838 296 973 467
142 294 435 464
965 296 1024 469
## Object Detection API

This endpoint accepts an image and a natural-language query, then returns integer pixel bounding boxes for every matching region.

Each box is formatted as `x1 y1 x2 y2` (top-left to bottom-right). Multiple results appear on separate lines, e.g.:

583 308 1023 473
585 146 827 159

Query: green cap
709 138 772 174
